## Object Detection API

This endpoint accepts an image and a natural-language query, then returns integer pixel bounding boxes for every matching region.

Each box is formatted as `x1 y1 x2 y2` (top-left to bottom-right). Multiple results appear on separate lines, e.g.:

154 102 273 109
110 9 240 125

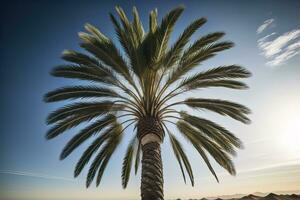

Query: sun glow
279 116 300 154
273 100 300 157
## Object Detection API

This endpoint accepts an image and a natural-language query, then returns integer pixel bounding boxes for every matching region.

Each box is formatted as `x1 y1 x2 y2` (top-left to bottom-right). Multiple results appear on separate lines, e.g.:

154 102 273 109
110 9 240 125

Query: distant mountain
263 193 300 200
203 191 300 200
240 194 261 200
230 193 299 200
180 193 300 200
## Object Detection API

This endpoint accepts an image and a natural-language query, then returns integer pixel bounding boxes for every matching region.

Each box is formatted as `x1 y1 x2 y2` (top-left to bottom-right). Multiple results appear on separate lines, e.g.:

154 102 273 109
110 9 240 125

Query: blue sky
1 0 300 199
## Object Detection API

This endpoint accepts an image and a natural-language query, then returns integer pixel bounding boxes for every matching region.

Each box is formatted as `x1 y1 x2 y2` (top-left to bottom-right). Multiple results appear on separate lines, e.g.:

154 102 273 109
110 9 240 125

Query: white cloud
287 40 300 51
257 32 276 44
259 29 300 58
257 29 300 67
257 19 275 34
266 48 300 66
257 32 277 51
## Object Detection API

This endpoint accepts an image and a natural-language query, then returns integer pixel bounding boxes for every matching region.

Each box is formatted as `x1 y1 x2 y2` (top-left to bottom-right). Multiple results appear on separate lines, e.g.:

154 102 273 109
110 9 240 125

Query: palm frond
74 124 118 177
168 132 194 185
167 41 234 85
179 65 251 90
51 65 112 83
60 115 116 159
114 6 131 31
187 79 248 90
180 112 243 155
149 9 158 33
134 140 141 174
47 101 118 124
183 98 251 124
95 126 123 186
44 86 119 102
175 120 219 182
153 6 184 66
177 121 236 176
115 5 139 50
183 32 225 57
62 50 99 66
84 23 109 42
121 136 136 188
132 7 145 43
86 123 122 187
46 112 101 139
163 18 207 69
180 112 243 148
95 150 113 186
78 30 134 86
110 8 145 79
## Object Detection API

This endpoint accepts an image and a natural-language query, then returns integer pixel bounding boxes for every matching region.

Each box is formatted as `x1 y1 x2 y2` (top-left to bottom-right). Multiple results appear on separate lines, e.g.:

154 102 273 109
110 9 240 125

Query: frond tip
121 136 136 188
168 132 194 186
183 98 251 124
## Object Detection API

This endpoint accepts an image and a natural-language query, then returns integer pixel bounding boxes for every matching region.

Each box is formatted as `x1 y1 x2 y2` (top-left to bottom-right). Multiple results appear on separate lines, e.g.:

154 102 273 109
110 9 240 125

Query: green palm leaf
44 86 119 102
86 123 122 187
149 9 158 33
78 30 134 86
187 79 248 90
183 98 251 123
84 23 109 42
47 101 117 124
177 121 236 175
46 112 101 139
180 112 243 148
168 132 194 185
62 49 99 66
60 114 116 159
74 123 120 178
96 127 123 186
134 140 141 175
167 41 234 85
175 120 220 182
153 6 184 66
51 65 108 82
179 65 251 90
180 112 242 155
110 9 145 79
182 32 225 57
132 7 144 43
121 136 136 188
163 17 207 69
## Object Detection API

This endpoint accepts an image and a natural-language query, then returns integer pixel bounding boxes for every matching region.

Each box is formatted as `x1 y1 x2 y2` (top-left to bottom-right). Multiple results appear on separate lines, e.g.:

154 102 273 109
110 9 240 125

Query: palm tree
45 5 251 200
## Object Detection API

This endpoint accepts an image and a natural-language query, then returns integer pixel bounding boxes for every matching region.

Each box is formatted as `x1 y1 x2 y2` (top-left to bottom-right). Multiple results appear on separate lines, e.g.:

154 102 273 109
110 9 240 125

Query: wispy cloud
257 29 300 66
258 30 300 57
202 159 300 181
287 40 300 51
266 46 300 66
0 169 74 182
237 159 300 174
257 19 275 34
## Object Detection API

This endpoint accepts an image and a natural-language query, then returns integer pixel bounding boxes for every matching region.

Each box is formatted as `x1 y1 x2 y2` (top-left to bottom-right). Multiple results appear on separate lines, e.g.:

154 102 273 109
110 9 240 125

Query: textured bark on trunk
141 142 163 200
137 117 164 200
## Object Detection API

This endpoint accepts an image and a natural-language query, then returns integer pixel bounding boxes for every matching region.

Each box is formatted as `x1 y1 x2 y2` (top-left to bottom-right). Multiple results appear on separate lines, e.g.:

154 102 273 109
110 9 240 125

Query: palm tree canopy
45 5 251 188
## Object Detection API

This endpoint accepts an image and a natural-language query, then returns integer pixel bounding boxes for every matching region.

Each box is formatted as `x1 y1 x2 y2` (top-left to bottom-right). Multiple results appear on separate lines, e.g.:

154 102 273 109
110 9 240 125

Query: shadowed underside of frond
45 5 251 197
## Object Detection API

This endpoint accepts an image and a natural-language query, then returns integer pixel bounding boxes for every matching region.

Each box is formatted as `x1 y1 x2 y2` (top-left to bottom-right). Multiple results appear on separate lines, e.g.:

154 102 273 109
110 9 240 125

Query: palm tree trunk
141 142 164 200
138 117 164 200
